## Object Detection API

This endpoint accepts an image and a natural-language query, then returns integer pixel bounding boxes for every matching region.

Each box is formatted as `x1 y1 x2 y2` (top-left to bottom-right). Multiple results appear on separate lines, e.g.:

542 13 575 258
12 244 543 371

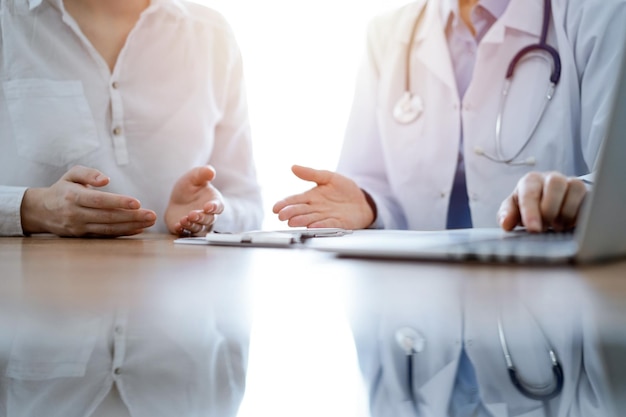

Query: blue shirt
444 1 510 416
444 0 509 229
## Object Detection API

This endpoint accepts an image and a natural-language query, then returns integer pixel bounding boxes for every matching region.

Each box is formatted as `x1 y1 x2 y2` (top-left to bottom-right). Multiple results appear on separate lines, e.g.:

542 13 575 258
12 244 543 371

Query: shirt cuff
0 186 28 236
361 188 384 229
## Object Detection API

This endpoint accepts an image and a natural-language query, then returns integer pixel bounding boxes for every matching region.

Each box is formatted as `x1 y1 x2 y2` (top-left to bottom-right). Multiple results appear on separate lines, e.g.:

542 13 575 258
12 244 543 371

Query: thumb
291 165 333 185
62 165 110 187
185 165 217 187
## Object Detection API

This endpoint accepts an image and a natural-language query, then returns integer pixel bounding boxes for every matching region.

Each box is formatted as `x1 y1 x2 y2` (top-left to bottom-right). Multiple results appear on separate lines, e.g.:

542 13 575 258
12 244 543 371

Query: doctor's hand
20 165 156 237
165 165 224 236
498 171 588 233
272 165 375 229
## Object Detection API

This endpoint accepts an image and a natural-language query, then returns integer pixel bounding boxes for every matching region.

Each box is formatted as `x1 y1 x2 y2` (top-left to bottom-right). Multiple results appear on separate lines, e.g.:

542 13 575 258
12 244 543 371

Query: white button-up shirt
0 0 263 236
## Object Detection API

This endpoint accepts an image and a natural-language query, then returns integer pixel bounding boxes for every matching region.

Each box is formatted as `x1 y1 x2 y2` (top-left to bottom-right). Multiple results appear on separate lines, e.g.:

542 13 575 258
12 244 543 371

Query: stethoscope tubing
396 0 562 167
497 317 564 401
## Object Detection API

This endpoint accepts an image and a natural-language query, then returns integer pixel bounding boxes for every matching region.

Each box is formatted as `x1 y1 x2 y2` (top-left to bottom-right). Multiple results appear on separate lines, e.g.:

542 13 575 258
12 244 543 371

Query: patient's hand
20 165 156 237
165 166 224 236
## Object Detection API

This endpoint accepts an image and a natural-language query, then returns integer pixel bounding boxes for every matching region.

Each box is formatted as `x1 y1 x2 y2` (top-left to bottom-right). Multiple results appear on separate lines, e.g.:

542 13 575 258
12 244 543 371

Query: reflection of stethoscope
395 318 564 405
497 317 564 401
393 0 562 166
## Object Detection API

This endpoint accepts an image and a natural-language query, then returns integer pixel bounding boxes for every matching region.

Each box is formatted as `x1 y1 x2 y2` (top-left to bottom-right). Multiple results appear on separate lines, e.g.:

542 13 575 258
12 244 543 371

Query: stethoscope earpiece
473 146 537 166
393 92 423 124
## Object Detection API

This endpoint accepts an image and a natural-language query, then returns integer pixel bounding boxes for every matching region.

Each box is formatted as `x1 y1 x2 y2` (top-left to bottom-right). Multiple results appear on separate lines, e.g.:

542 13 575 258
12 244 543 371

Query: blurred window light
189 3 411 417
194 0 411 230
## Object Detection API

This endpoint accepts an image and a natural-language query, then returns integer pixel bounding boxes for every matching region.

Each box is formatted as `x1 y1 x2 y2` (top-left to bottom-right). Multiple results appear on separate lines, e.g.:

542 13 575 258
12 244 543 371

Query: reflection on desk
1 233 625 417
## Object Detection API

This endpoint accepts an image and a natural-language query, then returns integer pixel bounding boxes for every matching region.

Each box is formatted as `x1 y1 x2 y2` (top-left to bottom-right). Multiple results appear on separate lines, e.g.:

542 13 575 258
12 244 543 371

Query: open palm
165 166 224 236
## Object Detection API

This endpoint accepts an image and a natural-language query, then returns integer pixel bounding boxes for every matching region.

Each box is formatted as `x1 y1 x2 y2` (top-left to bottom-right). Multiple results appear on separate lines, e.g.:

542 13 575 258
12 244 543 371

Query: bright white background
196 0 410 230
192 2 410 416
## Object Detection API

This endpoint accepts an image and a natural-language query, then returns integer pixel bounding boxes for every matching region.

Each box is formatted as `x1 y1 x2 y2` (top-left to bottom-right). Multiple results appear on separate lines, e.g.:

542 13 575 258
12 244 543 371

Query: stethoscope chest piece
393 92 423 124
395 326 426 354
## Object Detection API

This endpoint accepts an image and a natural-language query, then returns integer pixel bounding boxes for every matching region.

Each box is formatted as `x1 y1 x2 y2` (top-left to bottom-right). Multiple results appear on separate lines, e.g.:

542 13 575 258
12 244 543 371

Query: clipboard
174 228 352 248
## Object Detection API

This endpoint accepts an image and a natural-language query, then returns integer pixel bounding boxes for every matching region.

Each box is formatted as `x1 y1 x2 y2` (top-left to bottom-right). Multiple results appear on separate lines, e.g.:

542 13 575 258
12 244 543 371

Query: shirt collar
440 0 510 28
27 0 43 9
480 0 509 21
28 0 187 18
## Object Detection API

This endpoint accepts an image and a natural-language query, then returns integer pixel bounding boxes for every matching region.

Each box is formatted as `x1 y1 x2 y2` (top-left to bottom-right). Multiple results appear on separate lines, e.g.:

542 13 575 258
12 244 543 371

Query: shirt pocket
2 79 100 167
5 313 101 381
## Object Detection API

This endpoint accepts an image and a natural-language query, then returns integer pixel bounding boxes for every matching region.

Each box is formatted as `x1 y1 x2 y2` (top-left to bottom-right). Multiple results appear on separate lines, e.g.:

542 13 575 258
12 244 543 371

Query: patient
0 0 258 415
0 0 262 238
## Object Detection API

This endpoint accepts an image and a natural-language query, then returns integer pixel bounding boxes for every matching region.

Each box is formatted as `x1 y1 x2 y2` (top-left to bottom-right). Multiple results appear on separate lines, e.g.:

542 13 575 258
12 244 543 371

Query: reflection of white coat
351 274 612 417
337 0 626 230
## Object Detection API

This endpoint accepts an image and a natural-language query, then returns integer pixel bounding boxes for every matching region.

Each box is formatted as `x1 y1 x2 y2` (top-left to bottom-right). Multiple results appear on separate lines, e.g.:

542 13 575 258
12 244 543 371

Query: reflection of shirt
2 285 250 417
0 0 262 236
443 1 510 416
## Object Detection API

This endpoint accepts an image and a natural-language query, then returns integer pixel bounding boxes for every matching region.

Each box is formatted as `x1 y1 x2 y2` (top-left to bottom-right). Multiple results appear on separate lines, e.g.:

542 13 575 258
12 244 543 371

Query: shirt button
114 367 122 375
113 127 122 135
112 81 119 89
115 326 123 335
440 191 446 198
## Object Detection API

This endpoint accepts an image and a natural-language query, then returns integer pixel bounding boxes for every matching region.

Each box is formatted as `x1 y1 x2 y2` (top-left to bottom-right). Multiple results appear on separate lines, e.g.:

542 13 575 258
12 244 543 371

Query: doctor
273 0 626 233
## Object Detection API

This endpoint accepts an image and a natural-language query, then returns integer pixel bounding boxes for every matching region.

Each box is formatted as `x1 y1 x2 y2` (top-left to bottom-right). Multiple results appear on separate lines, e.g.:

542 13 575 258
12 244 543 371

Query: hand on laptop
498 171 588 233
20 165 157 237
273 165 375 229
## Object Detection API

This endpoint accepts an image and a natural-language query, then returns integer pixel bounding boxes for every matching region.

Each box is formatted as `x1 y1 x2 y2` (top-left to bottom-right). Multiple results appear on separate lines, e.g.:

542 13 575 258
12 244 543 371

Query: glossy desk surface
1 233 625 417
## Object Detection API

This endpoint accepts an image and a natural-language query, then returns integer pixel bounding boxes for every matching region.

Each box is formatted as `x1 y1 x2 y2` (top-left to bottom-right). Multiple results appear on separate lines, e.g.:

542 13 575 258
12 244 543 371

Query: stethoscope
395 317 564 406
394 0 562 166
497 317 564 401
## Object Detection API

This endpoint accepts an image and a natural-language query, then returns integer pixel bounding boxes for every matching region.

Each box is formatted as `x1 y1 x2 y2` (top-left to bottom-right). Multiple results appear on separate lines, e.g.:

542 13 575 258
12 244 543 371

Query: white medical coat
337 0 626 230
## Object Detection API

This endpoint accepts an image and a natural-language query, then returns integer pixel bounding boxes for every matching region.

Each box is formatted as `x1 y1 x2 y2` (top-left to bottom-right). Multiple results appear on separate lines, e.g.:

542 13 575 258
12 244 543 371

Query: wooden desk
1 234 626 417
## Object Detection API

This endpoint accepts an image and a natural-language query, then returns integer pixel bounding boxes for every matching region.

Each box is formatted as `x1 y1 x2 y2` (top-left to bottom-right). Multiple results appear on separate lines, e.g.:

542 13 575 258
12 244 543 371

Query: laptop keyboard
446 230 578 263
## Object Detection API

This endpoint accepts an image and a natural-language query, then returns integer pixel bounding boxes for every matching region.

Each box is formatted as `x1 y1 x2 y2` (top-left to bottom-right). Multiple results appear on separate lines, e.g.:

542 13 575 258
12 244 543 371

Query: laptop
309 50 626 264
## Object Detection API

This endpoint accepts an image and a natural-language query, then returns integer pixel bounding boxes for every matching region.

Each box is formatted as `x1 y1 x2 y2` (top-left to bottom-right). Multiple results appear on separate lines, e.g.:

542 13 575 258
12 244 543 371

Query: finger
497 194 522 231
80 207 157 225
188 165 217 187
308 218 344 228
273 192 311 213
516 172 544 232
276 203 315 222
554 179 587 230
291 165 334 186
63 165 110 187
173 222 186 236
203 199 224 215
77 188 142 210
186 210 216 227
81 220 155 237
287 212 327 228
540 173 568 227
179 216 205 234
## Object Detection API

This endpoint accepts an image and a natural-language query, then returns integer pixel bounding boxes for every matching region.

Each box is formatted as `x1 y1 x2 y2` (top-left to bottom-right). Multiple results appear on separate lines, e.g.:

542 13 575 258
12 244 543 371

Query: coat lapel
396 0 457 92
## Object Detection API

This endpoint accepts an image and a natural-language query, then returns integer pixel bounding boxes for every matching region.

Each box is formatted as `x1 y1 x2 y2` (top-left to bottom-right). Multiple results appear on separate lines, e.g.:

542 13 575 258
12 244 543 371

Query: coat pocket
3 79 100 167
